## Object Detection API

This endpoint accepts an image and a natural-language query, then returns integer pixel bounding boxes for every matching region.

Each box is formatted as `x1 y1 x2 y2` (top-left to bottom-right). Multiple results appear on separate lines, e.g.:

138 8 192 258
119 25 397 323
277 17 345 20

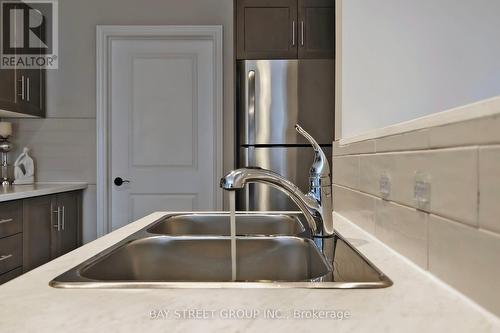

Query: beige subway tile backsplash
478 146 500 234
332 155 359 189
333 139 375 156
429 114 500 148
400 148 478 226
10 118 96 183
375 200 428 268
429 214 500 317
359 153 396 197
333 185 377 234
333 111 500 316
357 148 478 226
375 129 429 152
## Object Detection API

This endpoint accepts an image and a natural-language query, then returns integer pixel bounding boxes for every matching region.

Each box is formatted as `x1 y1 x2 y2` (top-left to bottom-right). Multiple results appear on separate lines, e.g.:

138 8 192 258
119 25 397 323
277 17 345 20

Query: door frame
96 25 224 236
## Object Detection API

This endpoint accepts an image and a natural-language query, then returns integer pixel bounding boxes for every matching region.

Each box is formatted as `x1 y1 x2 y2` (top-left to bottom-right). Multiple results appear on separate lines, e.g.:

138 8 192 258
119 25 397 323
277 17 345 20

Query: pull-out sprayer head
294 124 330 178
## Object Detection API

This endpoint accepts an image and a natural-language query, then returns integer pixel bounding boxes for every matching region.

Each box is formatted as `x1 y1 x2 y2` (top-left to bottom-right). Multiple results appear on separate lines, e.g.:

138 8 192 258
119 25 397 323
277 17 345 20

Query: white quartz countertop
0 182 87 202
0 211 499 333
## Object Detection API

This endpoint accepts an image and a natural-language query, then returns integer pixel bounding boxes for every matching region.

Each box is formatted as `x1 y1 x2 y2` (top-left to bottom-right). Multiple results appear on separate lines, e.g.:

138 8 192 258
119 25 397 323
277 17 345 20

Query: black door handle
114 177 131 186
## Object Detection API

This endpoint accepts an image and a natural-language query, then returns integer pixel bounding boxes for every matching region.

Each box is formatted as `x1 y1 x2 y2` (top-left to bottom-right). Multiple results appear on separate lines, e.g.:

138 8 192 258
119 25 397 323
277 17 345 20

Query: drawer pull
18 75 25 100
26 77 30 101
61 205 65 231
53 207 61 231
0 218 13 224
0 254 13 262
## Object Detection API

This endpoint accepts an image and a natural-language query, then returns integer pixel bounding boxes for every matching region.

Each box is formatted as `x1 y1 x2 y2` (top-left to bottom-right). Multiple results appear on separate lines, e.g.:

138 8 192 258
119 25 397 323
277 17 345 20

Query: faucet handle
295 124 330 178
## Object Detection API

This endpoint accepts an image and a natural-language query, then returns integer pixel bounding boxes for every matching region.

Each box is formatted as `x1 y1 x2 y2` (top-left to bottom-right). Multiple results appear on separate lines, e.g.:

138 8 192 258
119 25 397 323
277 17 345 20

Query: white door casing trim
96 25 223 236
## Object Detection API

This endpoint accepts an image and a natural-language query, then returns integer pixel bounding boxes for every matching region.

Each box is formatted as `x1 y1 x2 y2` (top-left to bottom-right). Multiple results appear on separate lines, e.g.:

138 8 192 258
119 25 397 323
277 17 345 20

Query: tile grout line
373 190 378 237
426 210 430 271
356 154 361 189
476 146 481 229
334 143 500 158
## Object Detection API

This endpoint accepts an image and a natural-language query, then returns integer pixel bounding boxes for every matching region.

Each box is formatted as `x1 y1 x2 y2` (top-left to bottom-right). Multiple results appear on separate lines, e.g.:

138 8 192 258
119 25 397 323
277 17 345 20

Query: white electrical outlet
414 172 431 209
379 173 391 199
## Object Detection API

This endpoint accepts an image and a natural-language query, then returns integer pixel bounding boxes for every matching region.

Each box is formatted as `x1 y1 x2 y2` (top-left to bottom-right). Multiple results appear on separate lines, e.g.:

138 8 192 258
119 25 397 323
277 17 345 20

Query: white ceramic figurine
13 147 35 185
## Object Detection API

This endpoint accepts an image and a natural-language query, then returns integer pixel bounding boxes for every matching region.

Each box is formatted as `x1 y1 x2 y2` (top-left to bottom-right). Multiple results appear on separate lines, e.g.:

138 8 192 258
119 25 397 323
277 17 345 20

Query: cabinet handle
61 205 65 231
18 75 25 100
0 218 13 224
26 77 30 102
53 206 61 231
292 20 296 46
300 21 304 46
0 254 13 262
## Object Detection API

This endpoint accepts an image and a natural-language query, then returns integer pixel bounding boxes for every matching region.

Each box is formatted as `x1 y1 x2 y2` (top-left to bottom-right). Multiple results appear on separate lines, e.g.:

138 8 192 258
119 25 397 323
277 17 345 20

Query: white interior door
108 35 221 230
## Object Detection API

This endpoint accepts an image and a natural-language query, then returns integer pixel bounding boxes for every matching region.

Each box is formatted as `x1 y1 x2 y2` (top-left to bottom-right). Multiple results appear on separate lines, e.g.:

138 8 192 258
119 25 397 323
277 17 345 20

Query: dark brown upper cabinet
236 0 334 60
0 69 17 113
237 0 298 59
298 0 334 59
0 68 46 118
16 69 46 117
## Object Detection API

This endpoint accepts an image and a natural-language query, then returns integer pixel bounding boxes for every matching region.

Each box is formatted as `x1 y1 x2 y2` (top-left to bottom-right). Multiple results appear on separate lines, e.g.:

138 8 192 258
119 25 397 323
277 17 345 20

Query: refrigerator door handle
300 21 304 46
246 146 253 209
248 70 256 144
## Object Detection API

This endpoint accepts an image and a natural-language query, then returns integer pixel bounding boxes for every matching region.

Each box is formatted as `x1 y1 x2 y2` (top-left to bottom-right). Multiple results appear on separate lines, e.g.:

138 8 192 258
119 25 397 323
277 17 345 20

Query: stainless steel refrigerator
237 59 334 211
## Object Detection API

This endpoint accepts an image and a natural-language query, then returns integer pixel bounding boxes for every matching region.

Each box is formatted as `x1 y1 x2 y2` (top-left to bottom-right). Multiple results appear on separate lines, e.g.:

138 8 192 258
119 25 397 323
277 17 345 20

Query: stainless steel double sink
50 213 392 289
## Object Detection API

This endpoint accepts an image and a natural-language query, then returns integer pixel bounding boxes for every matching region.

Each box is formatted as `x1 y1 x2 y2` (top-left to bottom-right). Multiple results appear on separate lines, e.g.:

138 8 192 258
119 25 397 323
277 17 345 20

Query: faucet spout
220 167 321 234
221 124 334 238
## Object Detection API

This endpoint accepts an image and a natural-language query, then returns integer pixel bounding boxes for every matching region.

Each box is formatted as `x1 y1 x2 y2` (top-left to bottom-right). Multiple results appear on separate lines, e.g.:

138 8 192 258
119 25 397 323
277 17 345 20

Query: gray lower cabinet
0 234 23 276
0 190 82 284
22 195 56 271
52 191 80 257
0 201 23 282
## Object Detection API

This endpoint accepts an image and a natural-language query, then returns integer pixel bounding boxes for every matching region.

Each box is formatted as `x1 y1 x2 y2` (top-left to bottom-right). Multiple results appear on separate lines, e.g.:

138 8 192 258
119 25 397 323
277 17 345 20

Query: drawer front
0 267 22 284
0 233 22 275
0 201 23 238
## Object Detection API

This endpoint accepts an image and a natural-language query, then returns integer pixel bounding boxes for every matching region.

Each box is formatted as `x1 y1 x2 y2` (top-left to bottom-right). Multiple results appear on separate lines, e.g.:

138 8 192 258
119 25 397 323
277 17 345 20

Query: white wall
340 0 500 138
9 0 234 243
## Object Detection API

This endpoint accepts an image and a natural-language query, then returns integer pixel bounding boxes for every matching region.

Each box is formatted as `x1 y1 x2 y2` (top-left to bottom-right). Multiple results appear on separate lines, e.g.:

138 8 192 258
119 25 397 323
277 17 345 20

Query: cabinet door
298 0 334 59
16 69 46 117
0 200 23 239
237 0 298 59
22 195 57 272
0 69 17 112
56 192 79 256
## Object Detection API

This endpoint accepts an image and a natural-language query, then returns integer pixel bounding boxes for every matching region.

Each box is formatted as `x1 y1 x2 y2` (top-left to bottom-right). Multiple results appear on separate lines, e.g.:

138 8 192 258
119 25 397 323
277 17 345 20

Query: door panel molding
96 25 223 236
129 53 199 169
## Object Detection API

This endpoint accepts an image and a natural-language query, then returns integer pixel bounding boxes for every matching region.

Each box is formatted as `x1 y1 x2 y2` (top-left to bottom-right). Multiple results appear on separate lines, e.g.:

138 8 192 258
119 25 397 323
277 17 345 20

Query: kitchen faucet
220 124 334 239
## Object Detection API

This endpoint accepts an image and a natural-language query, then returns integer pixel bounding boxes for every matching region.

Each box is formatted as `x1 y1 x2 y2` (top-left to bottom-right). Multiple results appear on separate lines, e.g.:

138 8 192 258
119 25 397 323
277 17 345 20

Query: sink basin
79 236 329 282
147 213 306 236
50 213 392 289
